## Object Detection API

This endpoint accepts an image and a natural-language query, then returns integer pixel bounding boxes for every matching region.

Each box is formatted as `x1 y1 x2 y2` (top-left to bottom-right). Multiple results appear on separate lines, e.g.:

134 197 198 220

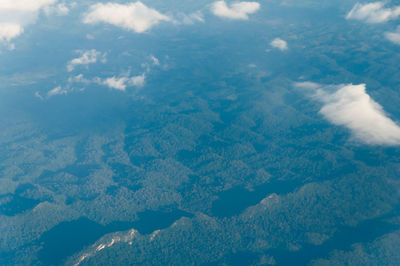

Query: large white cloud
0 0 71 45
296 82 400 145
211 1 260 20
0 0 56 12
83 2 170 33
346 2 400 23
67 49 106 72
270 38 288 51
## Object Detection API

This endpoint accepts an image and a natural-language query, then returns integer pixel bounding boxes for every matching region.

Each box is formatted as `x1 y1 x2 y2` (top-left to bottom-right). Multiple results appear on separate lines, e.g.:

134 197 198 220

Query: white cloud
68 74 90 84
211 1 260 20
0 1 55 44
102 77 129 91
86 34 95 40
130 73 145 87
385 26 400 44
270 38 288 51
83 2 170 33
141 55 163 72
177 11 205 25
43 3 70 16
70 73 146 91
149 55 160 66
296 82 400 145
0 0 56 12
98 74 146 91
346 2 400 23
0 0 72 46
295 81 319 90
35 91 44 100
67 49 106 72
0 23 24 42
47 86 67 97
67 53 155 92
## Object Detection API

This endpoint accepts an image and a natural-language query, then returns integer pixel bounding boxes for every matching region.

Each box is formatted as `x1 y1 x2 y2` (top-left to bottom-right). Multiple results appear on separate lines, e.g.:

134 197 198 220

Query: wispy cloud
43 2 73 16
270 38 288 51
296 82 400 145
211 1 260 20
67 49 106 72
68 74 90 84
178 11 205 25
346 2 400 23
385 26 400 44
149 55 160 66
47 86 67 97
95 74 146 91
65 54 159 93
36 86 68 99
83 2 170 33
68 73 146 91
